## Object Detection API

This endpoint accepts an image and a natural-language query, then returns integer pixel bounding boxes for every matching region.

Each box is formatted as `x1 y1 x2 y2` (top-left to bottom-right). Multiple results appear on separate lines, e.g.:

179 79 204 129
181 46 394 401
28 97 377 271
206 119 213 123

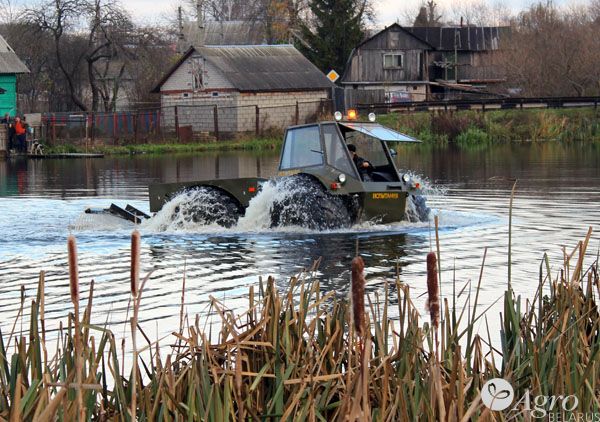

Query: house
152 43 333 134
341 23 508 104
0 34 29 116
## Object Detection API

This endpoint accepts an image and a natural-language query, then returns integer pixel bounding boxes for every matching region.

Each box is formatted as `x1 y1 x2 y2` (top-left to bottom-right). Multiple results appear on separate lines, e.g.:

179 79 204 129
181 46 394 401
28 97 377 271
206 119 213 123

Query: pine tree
297 0 366 75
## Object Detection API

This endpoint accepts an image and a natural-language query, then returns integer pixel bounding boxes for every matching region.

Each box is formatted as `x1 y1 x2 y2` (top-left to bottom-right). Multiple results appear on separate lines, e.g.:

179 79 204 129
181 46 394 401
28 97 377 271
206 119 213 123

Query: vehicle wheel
270 175 352 230
173 186 243 228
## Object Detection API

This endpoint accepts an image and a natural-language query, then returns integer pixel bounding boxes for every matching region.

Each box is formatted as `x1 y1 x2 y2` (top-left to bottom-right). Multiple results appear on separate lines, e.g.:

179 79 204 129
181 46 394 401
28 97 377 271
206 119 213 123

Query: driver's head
347 144 357 155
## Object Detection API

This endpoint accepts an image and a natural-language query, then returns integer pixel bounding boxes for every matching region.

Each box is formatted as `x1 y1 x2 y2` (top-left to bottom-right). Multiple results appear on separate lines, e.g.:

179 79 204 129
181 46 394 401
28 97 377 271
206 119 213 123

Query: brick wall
236 91 329 132
161 92 239 133
160 89 330 137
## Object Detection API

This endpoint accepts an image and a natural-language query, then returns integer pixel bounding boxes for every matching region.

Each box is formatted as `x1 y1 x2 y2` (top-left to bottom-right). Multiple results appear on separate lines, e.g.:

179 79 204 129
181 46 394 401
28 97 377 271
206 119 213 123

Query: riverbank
378 106 600 145
45 136 282 155
1 230 598 420
37 107 600 156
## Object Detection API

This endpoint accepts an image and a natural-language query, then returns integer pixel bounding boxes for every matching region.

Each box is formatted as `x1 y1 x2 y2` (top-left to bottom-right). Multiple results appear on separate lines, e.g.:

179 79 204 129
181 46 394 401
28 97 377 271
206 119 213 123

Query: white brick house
152 45 333 135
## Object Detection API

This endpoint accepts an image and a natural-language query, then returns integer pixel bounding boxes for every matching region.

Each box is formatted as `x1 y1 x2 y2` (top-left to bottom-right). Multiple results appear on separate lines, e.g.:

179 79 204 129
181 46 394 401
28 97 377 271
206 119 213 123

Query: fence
39 99 333 145
41 110 162 146
356 96 600 114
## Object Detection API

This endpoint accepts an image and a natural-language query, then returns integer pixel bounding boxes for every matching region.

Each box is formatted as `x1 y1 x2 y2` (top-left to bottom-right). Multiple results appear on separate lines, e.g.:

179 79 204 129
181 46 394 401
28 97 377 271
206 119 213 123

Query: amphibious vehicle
148 112 429 230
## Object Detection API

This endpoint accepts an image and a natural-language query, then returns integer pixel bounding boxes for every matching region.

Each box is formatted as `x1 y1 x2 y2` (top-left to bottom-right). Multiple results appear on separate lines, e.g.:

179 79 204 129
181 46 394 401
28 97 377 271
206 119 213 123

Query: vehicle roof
286 121 421 143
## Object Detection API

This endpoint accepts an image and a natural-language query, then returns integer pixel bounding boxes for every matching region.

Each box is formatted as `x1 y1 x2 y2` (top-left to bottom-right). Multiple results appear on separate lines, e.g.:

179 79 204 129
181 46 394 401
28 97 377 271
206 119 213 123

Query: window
279 126 323 170
322 124 356 176
190 57 204 90
383 53 403 69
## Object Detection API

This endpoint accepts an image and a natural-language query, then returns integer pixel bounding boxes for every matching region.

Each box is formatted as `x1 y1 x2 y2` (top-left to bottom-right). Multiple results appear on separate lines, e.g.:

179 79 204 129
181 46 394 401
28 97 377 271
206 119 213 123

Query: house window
383 53 403 69
190 57 204 90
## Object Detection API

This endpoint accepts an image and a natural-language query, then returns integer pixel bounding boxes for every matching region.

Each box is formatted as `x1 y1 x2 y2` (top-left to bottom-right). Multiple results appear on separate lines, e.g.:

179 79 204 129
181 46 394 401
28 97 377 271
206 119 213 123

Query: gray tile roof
154 44 332 92
197 45 332 91
0 34 29 74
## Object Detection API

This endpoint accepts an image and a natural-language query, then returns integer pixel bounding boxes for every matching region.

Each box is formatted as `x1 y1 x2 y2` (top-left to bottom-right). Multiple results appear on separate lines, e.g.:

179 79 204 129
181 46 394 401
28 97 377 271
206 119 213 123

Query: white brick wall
236 91 329 132
161 53 234 92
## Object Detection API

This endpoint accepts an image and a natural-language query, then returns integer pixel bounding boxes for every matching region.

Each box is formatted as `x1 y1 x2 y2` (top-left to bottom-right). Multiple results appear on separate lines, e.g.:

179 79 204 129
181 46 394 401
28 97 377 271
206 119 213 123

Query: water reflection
0 142 599 342
0 152 280 199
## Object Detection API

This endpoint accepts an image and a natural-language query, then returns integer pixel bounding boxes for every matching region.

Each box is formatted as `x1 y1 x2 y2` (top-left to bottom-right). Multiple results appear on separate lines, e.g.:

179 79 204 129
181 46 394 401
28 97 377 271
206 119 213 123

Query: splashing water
142 188 239 232
401 172 443 223
236 180 283 231
142 174 438 233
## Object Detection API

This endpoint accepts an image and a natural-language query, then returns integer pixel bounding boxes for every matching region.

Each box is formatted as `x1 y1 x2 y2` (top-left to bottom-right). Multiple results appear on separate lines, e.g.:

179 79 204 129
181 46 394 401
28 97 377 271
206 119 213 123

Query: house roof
406 26 508 51
353 23 434 51
178 20 267 52
0 34 29 74
153 44 333 93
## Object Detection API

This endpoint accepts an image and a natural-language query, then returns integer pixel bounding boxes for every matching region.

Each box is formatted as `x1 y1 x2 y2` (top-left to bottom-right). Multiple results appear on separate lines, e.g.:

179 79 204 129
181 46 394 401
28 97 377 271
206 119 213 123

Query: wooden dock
27 153 104 159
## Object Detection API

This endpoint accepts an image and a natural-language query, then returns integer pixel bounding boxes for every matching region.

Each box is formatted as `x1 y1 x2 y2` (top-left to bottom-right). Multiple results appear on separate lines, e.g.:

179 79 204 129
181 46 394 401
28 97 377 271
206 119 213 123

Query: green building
0 34 29 117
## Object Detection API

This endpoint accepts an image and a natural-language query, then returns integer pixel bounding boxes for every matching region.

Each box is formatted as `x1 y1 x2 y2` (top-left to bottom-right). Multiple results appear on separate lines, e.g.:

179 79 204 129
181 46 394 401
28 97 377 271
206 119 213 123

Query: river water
0 143 599 342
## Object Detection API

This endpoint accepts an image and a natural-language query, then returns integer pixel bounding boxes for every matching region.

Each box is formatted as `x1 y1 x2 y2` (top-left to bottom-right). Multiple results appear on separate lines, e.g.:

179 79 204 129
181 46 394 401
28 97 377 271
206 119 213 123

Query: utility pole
177 6 184 54
196 0 204 29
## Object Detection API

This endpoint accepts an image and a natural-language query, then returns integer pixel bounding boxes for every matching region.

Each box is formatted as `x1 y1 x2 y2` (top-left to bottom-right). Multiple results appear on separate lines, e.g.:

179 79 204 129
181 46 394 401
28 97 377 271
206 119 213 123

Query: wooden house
0 34 29 116
341 23 507 103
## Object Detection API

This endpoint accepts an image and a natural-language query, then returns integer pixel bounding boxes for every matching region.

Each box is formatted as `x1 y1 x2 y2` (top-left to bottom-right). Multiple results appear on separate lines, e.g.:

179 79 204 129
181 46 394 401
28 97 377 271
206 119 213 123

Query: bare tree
0 0 20 24
25 0 134 111
26 0 90 111
413 1 443 27
499 1 600 97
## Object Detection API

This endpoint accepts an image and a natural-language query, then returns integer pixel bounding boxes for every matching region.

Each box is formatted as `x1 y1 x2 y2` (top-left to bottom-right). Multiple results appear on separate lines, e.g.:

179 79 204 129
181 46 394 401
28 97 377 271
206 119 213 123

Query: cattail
67 235 79 304
131 230 141 297
351 256 366 336
426 252 440 329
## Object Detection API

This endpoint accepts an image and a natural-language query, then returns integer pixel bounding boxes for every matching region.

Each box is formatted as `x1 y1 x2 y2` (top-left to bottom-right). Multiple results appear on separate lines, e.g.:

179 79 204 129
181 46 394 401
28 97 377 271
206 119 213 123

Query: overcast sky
8 0 576 27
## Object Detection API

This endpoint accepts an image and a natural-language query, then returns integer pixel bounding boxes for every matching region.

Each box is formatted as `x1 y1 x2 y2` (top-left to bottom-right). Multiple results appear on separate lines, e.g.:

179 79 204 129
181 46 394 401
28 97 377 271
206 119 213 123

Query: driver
347 144 373 181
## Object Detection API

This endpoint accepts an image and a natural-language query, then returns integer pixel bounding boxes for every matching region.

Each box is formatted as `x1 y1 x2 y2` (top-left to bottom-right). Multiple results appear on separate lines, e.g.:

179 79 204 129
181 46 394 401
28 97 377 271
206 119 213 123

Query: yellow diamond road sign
327 70 340 83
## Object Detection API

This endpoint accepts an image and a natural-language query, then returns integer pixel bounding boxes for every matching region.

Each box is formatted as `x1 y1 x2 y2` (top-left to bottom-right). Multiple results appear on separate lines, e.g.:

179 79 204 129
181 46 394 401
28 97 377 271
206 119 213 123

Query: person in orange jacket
14 116 26 153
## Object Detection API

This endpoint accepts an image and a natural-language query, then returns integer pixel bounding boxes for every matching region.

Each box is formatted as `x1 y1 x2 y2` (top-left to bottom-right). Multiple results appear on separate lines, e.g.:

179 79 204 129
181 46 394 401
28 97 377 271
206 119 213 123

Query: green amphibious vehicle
149 113 429 230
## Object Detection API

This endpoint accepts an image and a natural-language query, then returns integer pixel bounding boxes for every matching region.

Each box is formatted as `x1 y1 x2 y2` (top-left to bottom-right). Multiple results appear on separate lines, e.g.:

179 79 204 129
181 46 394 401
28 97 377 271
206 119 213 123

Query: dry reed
351 256 366 337
0 233 598 421
426 251 440 330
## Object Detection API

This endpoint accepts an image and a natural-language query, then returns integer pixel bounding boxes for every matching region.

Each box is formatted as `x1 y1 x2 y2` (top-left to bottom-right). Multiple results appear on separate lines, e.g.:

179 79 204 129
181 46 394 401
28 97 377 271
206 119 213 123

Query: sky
7 0 576 27
115 0 574 26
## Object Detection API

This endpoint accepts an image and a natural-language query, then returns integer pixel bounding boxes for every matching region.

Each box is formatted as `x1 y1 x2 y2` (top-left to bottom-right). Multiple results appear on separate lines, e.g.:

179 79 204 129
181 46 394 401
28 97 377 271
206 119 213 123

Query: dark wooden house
341 23 508 103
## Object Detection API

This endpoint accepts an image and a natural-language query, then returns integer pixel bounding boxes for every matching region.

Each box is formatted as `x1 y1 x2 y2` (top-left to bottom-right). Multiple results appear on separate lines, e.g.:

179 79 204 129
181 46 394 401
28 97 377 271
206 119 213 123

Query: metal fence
41 110 162 145
39 99 332 145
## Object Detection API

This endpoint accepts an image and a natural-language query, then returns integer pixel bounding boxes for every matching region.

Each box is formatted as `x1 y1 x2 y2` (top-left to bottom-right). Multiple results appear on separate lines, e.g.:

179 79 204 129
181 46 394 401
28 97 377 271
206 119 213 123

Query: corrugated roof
178 20 266 51
406 26 508 51
154 44 332 93
0 34 29 74
197 45 333 91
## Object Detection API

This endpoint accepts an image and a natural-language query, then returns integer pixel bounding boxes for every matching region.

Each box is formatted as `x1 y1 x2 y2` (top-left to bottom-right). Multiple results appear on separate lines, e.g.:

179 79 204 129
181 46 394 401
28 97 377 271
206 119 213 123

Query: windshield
343 130 390 167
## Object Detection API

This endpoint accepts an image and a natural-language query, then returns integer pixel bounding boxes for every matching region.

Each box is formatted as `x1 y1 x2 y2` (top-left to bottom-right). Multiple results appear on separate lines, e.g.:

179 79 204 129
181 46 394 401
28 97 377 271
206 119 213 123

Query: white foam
141 189 227 232
69 212 134 231
140 174 445 234
236 180 279 231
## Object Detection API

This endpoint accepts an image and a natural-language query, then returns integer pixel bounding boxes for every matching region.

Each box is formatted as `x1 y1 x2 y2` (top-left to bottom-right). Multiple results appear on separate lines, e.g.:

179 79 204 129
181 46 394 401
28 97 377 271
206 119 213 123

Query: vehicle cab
276 111 423 223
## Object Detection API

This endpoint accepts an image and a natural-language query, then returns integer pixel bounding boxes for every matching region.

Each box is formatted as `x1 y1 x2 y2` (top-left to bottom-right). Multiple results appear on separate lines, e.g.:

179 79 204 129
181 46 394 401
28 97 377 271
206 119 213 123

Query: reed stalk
130 229 141 421
67 235 85 422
